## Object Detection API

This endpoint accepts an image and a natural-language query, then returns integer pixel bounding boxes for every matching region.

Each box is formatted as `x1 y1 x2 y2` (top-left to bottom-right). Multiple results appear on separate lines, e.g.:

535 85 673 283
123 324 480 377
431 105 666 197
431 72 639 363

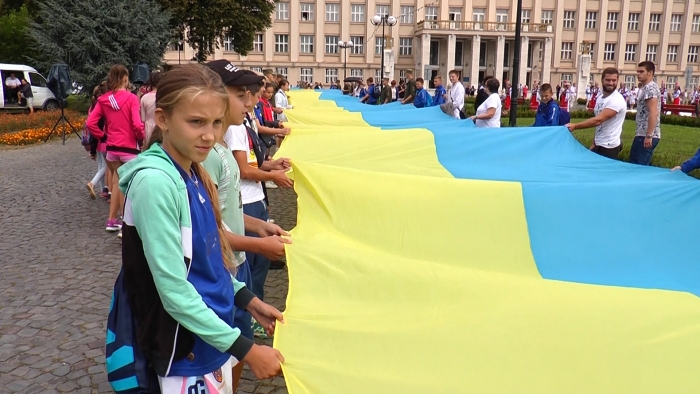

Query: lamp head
372 14 382 25
338 40 345 47
387 16 397 25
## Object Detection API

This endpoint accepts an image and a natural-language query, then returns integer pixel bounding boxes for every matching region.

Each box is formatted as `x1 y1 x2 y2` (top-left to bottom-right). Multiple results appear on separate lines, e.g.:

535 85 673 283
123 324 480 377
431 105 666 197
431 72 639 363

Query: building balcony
415 20 554 37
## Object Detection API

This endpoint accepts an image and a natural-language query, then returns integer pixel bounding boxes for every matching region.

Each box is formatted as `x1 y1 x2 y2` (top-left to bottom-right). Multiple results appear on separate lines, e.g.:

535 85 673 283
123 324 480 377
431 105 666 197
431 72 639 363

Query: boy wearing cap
205 59 293 390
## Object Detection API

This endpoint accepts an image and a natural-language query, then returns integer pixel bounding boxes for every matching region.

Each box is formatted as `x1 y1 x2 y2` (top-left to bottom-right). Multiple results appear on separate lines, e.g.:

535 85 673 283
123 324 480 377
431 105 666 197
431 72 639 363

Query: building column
420 33 430 81
315 0 326 64
495 36 505 83
446 34 457 76
290 2 300 63
265 30 274 63
519 36 529 88
542 37 553 83
470 35 481 86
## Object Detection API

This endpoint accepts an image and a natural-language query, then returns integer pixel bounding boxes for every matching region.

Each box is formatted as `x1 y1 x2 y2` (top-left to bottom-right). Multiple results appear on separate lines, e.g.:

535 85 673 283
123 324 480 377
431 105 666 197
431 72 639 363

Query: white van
0 63 59 112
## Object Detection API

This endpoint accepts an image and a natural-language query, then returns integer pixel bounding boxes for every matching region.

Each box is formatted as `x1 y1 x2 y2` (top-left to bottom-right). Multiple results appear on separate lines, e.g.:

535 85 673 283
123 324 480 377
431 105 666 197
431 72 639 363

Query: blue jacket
367 84 378 105
534 100 561 127
433 85 447 106
681 148 700 173
414 88 433 108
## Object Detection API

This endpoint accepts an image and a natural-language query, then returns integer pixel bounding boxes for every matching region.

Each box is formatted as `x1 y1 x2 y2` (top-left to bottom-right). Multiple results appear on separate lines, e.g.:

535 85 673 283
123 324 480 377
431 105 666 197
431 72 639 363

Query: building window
399 37 413 56
300 68 313 83
646 45 658 62
628 13 640 30
455 41 464 66
625 44 637 62
300 35 314 53
449 7 462 21
561 73 573 83
667 45 679 63
589 43 596 56
376 4 389 17
689 76 698 89
400 6 414 24
250 67 263 73
223 36 233 52
275 68 288 79
473 8 485 22
563 11 576 29
350 69 363 78
585 12 597 29
479 42 487 67
503 42 511 67
693 15 700 33
689 46 700 63
351 4 365 22
274 34 289 53
325 35 339 54
496 9 509 23
666 77 677 91
253 34 263 52
624 75 636 89
541 10 553 24
300 3 314 21
350 36 364 54
326 4 339 22
425 6 438 21
375 37 386 55
325 68 338 84
375 69 382 80
607 12 618 30
521 9 531 24
561 42 573 60
670 14 682 32
649 14 661 31
604 43 616 61
276 2 289 20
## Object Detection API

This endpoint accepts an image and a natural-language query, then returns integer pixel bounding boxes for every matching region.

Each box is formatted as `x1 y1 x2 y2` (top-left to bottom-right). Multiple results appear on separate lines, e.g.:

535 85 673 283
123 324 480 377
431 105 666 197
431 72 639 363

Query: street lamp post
178 41 183 65
509 0 523 127
370 14 397 80
338 40 354 80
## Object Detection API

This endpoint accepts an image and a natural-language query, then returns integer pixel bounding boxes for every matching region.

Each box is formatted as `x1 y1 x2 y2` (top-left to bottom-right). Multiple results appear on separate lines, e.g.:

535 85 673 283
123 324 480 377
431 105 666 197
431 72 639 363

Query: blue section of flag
321 90 700 298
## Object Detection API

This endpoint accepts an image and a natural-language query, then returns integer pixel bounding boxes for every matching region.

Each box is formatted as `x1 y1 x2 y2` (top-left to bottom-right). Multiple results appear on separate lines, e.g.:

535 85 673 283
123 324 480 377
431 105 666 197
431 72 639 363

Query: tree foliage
0 5 35 64
28 0 172 93
157 0 275 62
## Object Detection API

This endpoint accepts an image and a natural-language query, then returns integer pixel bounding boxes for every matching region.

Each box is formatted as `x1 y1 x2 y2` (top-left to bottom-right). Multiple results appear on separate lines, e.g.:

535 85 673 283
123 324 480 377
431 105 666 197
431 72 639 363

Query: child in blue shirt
413 78 433 108
433 76 447 106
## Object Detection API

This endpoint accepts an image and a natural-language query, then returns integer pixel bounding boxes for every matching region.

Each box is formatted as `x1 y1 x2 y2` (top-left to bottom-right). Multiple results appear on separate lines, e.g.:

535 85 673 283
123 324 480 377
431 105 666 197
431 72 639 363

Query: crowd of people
84 62 300 393
344 62 700 171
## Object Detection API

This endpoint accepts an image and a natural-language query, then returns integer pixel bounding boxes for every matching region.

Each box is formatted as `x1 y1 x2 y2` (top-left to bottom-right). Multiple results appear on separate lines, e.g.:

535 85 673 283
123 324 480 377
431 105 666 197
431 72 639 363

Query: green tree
0 5 34 64
28 0 172 94
157 0 275 62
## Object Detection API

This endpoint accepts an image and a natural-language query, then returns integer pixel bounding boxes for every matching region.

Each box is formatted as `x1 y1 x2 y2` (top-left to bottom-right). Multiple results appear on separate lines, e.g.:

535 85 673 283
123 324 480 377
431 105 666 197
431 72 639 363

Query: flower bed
0 111 86 145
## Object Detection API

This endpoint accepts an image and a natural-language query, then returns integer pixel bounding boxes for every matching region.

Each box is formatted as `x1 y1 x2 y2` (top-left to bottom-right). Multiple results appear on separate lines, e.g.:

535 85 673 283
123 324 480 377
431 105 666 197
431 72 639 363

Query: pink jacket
87 90 144 154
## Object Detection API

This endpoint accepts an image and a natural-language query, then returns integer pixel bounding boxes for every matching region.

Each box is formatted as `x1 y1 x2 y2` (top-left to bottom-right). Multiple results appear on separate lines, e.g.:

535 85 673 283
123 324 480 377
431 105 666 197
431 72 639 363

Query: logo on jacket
213 368 223 383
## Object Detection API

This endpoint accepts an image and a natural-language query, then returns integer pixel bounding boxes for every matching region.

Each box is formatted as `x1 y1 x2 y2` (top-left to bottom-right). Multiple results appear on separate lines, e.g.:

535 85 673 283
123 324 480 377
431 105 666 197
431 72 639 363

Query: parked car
0 63 60 112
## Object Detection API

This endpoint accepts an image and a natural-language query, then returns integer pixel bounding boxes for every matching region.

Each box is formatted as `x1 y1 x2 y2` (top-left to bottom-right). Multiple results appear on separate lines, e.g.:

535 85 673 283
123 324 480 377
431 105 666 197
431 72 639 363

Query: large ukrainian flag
273 90 700 394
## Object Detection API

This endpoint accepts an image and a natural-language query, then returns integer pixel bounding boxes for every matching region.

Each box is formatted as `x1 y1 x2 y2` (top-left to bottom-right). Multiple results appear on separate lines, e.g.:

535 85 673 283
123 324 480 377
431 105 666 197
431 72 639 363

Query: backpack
372 85 381 100
105 268 160 394
81 125 91 149
558 108 571 125
105 175 160 394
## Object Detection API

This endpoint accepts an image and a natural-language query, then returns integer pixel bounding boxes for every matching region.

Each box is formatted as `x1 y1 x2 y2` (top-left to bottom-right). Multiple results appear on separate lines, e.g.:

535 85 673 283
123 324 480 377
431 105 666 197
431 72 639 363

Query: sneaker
265 181 278 189
117 230 122 239
86 183 96 200
114 218 123 229
105 219 120 232
100 188 109 199
252 321 269 339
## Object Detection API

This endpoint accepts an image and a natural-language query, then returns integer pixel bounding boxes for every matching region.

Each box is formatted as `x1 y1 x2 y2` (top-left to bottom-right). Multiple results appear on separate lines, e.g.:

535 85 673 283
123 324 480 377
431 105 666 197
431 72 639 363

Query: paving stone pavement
0 137 294 393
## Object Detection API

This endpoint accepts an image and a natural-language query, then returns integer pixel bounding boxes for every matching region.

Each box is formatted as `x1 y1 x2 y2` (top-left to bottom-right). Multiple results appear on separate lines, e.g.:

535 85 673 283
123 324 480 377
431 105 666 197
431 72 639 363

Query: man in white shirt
274 79 292 122
5 73 21 104
566 67 627 159
446 69 465 119
567 83 577 111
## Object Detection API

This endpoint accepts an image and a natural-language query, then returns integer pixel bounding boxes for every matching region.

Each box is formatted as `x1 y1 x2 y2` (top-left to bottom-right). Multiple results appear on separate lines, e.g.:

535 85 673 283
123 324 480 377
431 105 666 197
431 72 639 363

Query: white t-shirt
475 93 502 128
225 125 265 204
593 90 627 148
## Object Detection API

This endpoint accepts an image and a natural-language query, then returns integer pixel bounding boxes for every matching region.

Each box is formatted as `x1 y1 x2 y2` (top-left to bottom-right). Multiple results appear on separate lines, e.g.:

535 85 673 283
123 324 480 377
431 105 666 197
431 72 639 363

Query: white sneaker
117 230 122 239
265 181 278 189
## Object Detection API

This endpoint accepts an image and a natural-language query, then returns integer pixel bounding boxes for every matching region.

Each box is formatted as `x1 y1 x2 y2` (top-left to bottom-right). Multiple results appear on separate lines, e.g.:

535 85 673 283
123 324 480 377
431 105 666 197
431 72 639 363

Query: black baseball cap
205 60 265 87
